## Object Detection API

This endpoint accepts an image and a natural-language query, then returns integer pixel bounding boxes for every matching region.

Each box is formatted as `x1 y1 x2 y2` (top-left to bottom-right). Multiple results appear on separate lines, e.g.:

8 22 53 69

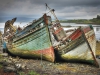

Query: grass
0 54 3 69
18 70 41 75
0 64 2 68
0 54 2 61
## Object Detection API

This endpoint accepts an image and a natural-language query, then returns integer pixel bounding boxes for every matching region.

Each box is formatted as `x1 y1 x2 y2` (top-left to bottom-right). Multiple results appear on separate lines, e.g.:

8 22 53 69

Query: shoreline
60 22 100 25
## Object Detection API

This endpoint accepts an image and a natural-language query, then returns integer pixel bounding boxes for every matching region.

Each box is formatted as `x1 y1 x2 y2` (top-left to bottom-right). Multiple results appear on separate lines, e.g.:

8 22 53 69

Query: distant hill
60 15 100 25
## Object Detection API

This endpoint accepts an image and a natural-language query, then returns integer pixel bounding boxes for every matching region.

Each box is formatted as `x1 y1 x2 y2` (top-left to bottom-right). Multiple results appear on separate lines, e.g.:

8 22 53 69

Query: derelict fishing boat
45 4 99 67
54 25 99 67
4 14 55 62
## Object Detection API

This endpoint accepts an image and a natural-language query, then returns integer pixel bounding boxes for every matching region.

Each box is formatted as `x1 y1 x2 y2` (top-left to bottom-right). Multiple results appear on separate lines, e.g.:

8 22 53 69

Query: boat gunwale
13 26 46 43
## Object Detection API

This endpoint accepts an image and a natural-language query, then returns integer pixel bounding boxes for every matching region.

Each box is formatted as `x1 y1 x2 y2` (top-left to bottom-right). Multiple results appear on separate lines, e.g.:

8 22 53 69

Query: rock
3 61 9 66
0 61 3 64
4 60 13 65
8 56 13 60
96 55 100 59
48 63 53 66
1 53 8 57
21 64 27 70
3 66 16 72
98 56 100 59
15 63 21 69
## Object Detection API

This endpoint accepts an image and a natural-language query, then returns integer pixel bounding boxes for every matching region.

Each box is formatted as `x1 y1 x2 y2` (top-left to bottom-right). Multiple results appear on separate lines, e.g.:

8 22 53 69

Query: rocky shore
0 42 100 75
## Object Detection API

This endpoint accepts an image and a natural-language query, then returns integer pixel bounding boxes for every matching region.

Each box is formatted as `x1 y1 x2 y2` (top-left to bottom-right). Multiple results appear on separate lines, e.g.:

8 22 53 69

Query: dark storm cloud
29 0 100 6
0 0 100 22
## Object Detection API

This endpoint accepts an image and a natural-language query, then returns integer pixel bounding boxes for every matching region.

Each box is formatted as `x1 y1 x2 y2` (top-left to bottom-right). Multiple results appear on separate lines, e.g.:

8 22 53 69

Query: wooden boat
54 25 99 67
4 14 55 62
45 4 99 67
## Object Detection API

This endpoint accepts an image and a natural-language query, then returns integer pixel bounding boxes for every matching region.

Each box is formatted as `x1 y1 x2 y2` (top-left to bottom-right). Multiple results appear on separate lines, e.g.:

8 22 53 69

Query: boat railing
13 25 46 43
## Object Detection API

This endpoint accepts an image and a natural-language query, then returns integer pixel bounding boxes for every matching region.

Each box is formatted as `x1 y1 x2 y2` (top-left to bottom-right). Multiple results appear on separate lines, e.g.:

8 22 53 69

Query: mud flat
0 42 100 75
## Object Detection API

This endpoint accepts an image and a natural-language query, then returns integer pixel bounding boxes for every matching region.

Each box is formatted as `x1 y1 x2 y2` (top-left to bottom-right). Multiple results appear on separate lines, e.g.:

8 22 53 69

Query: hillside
60 15 100 25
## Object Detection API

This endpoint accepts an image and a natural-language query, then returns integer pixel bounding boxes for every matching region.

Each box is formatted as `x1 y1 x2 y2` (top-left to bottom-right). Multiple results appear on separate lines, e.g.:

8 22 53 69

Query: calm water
0 22 100 40
61 23 100 41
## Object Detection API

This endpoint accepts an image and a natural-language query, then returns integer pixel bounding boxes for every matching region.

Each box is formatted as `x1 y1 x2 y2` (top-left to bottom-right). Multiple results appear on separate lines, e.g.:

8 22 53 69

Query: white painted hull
61 42 93 61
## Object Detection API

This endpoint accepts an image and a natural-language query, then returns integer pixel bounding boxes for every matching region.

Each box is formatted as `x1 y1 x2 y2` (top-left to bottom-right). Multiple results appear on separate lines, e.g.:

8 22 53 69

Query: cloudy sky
0 0 100 22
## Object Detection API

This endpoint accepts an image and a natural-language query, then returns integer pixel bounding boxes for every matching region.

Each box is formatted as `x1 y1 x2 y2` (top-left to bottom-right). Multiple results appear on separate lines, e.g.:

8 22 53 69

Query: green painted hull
7 15 55 62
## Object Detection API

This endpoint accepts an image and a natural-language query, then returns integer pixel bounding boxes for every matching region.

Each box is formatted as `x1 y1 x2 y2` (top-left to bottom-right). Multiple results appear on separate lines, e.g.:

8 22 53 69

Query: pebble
1 53 8 57
3 66 16 72
96 55 100 59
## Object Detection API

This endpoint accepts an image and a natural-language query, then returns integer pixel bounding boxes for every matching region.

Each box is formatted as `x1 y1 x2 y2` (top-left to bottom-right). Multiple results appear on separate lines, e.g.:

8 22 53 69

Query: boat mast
45 3 66 42
45 3 59 23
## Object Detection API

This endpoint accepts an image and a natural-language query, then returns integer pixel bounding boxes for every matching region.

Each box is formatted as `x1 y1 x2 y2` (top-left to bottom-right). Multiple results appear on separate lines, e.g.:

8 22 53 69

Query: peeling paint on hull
61 42 94 63
7 14 55 62
9 46 54 62
55 26 99 67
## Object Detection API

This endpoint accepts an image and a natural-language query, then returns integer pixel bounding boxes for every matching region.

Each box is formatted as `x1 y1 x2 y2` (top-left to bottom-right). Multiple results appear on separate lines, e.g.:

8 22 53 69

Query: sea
0 22 100 41
61 23 100 41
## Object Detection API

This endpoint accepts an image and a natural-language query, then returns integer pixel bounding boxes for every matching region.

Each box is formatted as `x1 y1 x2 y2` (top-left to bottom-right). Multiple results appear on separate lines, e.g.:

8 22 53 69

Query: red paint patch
31 46 55 62
69 29 82 40
54 27 63 34
83 27 91 33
